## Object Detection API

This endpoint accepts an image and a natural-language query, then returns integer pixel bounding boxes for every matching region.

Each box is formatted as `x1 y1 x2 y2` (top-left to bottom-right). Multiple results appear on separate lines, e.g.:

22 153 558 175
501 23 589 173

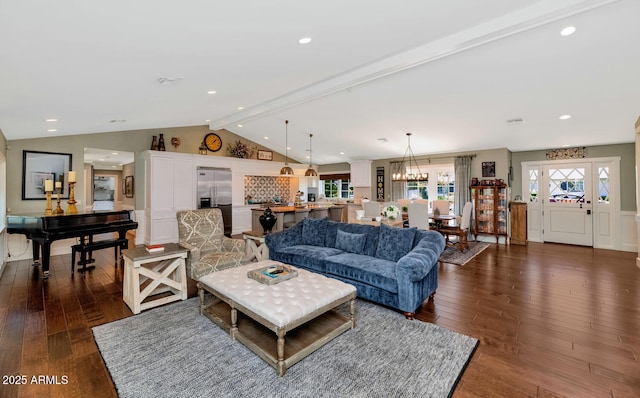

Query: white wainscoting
619 211 638 252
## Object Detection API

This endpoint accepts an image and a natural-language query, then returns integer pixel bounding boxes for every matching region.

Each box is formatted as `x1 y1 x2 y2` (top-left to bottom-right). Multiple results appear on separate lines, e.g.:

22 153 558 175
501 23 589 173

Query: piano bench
71 238 129 275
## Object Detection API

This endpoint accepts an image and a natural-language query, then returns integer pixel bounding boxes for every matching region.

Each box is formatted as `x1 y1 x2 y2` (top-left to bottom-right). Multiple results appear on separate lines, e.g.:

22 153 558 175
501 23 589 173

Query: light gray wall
511 143 636 211
6 125 286 213
367 148 510 201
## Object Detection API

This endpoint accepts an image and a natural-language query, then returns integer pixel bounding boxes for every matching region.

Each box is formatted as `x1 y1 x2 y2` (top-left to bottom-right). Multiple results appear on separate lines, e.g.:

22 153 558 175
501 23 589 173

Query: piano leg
41 242 51 279
32 241 41 267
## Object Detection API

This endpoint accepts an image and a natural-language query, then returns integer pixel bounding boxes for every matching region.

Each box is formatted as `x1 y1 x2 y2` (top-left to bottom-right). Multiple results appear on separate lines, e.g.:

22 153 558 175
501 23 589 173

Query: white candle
55 181 61 189
44 179 54 192
68 171 76 183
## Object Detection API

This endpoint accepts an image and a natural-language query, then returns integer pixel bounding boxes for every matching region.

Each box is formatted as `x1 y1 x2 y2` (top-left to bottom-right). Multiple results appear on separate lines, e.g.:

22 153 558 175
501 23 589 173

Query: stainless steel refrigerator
196 167 232 236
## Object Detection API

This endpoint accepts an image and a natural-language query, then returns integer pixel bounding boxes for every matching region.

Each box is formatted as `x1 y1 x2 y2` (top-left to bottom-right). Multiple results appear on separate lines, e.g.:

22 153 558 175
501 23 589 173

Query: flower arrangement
382 205 401 220
227 140 255 159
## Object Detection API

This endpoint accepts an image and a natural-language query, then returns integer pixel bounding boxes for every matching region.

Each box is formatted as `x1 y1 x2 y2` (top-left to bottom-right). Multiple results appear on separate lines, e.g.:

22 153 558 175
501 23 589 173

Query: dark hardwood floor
0 241 638 397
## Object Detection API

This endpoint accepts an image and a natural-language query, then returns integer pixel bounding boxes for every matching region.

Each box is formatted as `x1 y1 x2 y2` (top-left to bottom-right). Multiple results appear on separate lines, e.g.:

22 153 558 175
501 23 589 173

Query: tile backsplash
244 176 291 203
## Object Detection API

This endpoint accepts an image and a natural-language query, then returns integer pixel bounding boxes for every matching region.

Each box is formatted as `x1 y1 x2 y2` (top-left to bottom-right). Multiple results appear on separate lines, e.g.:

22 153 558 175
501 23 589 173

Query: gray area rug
93 298 478 398
439 241 490 265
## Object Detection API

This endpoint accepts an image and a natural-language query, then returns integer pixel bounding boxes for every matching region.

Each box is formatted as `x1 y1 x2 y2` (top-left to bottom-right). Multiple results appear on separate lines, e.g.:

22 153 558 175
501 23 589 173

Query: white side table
243 230 269 261
122 243 188 314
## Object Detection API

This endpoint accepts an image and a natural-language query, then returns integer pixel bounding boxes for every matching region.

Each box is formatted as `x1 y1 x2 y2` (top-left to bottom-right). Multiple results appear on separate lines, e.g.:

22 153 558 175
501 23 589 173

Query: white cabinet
145 151 195 244
350 160 372 187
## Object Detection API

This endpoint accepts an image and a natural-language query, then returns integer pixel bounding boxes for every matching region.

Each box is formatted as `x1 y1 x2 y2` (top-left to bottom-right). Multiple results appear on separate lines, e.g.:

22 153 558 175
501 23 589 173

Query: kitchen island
250 204 343 233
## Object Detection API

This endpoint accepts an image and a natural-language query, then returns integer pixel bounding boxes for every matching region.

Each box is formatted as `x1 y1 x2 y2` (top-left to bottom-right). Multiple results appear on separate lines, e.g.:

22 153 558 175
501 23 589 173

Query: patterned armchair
176 208 250 280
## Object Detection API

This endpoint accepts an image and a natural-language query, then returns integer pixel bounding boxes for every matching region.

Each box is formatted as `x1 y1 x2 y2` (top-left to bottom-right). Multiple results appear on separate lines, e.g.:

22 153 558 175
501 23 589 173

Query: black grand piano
7 210 138 278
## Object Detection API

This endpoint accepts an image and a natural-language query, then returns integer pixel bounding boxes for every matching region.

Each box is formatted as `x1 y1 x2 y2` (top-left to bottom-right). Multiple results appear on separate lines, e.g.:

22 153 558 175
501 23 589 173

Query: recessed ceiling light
237 106 245 110
306 156 310 159
205 119 211 122
237 124 243 128
340 152 345 155
559 114 572 120
207 90 217 95
264 136 269 140
298 37 312 44
112 152 119 155
47 129 57 132
562 144 570 147
560 26 576 36
46 118 57 122
377 138 388 143
287 147 291 150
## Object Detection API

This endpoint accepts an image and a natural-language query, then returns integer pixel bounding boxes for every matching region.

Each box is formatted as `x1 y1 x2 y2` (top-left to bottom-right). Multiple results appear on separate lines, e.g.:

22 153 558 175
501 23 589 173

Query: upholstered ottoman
197 261 357 376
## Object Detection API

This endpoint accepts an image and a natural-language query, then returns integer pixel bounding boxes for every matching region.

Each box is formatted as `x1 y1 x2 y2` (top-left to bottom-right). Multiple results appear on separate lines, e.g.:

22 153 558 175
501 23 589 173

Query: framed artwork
482 161 496 178
22 150 72 200
257 150 273 161
124 176 134 198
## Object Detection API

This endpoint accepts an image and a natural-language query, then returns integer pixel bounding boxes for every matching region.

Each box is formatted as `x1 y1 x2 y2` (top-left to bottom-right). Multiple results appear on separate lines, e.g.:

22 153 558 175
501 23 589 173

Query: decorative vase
434 208 440 217
259 207 277 234
158 133 166 151
150 135 158 150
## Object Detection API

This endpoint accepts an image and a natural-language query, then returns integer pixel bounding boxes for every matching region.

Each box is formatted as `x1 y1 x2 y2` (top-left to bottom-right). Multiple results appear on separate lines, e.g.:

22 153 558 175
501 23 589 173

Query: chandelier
391 133 428 182
304 133 318 176
280 120 294 175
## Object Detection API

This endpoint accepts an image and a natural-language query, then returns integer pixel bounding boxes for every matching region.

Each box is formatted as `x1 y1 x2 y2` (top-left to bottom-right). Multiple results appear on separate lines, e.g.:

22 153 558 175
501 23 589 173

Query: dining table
429 214 457 230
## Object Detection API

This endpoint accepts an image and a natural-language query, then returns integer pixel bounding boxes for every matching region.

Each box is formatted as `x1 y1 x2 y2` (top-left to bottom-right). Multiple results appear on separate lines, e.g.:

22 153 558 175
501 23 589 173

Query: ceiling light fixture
305 133 318 177
392 133 428 182
559 114 572 120
560 26 576 36
237 106 245 110
207 90 217 94
45 118 57 122
237 124 243 128
280 120 294 175
298 37 312 44
47 129 57 132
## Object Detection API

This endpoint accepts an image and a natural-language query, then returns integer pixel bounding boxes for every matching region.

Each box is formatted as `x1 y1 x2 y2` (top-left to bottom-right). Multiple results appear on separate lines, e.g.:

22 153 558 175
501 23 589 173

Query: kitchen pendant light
304 133 318 177
392 133 428 182
280 120 294 175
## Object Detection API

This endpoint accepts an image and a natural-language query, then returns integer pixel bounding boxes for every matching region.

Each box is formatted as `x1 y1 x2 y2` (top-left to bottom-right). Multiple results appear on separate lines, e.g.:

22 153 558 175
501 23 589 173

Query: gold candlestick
66 181 78 214
53 187 64 215
44 191 53 216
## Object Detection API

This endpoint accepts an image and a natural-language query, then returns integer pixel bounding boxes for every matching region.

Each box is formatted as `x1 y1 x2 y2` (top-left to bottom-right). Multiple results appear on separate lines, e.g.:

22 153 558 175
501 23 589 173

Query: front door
542 163 593 246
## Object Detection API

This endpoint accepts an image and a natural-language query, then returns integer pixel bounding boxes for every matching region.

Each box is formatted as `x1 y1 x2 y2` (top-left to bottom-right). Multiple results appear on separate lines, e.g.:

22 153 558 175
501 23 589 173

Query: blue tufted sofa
265 218 445 319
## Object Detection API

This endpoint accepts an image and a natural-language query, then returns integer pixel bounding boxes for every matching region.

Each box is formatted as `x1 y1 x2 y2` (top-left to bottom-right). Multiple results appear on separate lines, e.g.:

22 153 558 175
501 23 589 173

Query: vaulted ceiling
1 0 638 165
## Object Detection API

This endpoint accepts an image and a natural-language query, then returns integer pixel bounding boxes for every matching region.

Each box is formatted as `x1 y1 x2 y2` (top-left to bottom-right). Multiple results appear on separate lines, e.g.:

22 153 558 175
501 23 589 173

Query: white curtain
454 156 473 216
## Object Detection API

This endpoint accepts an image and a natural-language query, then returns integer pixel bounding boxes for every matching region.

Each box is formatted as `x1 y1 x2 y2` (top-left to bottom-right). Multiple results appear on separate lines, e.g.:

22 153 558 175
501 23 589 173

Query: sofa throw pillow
375 223 417 262
302 217 327 247
335 229 367 254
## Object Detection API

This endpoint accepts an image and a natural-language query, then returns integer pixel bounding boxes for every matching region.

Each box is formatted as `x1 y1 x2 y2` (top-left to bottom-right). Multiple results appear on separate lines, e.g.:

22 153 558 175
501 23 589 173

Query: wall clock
204 132 222 152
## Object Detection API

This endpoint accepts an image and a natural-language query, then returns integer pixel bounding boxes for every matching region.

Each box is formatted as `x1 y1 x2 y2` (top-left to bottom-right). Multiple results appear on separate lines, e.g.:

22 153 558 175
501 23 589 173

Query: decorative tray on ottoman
247 263 298 285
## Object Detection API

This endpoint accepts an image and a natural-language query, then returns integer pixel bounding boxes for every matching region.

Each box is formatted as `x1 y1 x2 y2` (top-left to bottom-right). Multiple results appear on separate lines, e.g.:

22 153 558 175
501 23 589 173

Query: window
598 166 610 204
436 171 455 202
322 177 353 199
399 164 455 208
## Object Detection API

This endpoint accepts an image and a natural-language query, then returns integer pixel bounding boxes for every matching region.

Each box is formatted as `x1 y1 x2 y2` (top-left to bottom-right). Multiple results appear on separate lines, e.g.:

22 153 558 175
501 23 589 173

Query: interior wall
366 148 510 202
512 143 636 211
0 128 6 273
121 162 136 209
6 125 286 214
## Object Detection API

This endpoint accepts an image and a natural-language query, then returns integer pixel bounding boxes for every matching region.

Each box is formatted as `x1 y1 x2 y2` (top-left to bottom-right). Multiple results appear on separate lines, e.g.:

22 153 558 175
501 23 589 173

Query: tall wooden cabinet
471 185 508 243
509 202 527 245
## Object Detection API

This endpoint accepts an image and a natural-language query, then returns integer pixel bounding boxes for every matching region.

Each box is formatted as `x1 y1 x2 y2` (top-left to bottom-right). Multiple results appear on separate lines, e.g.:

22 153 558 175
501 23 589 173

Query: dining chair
432 200 450 215
362 201 381 218
440 202 473 252
397 198 411 209
407 202 430 230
